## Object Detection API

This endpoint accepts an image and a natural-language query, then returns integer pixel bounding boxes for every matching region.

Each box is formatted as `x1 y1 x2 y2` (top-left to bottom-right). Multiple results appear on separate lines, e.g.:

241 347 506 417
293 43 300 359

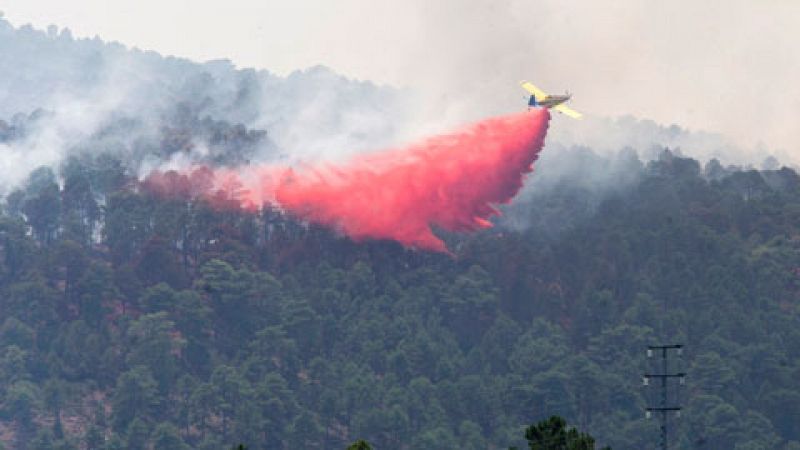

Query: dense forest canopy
0 143 797 449
0 16 797 450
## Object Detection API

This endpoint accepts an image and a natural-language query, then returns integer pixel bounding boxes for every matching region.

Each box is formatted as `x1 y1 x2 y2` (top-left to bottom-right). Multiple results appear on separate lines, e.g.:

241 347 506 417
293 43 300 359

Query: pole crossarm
647 344 684 350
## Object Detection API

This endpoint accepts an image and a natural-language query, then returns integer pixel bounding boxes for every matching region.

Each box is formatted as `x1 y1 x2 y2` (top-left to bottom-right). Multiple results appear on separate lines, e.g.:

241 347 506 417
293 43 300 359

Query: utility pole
643 344 685 450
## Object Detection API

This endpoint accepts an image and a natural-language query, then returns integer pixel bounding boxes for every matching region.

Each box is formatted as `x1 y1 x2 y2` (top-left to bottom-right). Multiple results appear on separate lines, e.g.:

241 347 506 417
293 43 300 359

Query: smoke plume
146 109 550 252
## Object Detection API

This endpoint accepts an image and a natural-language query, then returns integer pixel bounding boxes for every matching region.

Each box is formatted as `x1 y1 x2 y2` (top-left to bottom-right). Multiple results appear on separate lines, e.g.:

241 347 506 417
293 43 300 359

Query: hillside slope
0 149 797 449
0 17 797 450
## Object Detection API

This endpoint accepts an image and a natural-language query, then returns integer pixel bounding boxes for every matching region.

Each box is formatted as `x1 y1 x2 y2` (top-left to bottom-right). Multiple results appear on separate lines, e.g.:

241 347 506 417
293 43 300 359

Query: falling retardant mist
144 108 551 252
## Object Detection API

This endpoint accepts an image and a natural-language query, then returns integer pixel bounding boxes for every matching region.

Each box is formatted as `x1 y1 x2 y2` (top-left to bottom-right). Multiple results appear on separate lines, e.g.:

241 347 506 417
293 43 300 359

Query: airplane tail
527 95 537 107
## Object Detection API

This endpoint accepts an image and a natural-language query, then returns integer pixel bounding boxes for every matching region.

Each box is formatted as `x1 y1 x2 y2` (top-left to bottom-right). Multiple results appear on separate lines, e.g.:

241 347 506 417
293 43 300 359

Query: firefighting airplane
520 80 583 119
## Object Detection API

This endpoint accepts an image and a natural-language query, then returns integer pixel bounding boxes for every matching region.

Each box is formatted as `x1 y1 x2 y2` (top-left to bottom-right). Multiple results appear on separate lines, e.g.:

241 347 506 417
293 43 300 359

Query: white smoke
0 9 794 200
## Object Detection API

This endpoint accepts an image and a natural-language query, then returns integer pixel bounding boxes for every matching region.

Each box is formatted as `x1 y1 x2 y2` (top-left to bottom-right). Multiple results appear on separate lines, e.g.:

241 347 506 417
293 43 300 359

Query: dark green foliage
111 367 160 431
19 167 61 244
0 149 796 449
524 415 609 450
124 418 150 450
83 424 104 450
347 439 373 450
151 423 189 450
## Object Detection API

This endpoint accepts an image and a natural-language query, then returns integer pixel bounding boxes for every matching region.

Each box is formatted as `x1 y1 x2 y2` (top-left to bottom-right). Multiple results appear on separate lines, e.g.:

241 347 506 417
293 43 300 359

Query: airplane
520 80 583 119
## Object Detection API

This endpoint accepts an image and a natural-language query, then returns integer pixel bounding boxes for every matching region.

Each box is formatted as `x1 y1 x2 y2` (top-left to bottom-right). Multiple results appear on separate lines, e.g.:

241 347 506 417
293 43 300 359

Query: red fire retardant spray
144 109 551 252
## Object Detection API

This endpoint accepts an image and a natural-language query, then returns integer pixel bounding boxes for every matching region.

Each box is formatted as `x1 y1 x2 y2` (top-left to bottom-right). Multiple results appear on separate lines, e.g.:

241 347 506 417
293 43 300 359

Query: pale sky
1 0 799 158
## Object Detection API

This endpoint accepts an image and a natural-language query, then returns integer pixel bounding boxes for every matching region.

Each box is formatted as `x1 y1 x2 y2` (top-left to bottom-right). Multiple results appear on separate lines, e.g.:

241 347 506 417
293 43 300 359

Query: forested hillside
0 15 400 190
0 15 798 450
0 145 797 449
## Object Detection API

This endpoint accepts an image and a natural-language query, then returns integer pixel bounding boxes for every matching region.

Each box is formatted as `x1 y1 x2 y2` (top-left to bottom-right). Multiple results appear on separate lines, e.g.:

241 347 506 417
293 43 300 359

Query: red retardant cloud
271 109 550 251
145 109 550 252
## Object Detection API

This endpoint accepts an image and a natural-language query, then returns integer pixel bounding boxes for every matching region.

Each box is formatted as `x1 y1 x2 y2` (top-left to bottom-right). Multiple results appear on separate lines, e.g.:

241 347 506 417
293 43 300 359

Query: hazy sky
2 0 798 157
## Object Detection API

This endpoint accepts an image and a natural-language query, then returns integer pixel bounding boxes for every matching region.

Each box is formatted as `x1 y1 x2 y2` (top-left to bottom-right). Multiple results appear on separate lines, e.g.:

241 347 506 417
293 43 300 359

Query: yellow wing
554 104 583 119
520 80 547 100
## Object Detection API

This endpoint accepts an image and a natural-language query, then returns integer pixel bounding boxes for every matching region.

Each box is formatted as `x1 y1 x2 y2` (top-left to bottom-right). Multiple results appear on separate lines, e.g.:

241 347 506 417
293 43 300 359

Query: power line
643 344 685 450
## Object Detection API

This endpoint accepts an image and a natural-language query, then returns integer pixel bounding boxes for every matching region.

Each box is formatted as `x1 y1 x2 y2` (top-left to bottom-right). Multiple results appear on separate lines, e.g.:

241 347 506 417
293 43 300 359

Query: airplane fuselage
536 94 571 108
521 80 582 119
